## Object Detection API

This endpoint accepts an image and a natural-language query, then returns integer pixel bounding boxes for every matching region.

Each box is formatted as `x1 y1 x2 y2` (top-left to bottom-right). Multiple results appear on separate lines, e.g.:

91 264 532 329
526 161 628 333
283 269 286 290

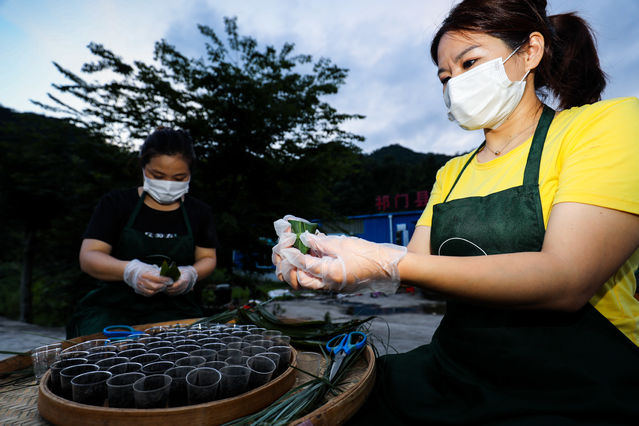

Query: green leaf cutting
289 219 318 254
160 260 181 281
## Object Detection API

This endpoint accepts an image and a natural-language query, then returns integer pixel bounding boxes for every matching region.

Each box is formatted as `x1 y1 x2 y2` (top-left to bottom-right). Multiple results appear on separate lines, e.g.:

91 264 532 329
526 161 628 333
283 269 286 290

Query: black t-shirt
83 188 219 250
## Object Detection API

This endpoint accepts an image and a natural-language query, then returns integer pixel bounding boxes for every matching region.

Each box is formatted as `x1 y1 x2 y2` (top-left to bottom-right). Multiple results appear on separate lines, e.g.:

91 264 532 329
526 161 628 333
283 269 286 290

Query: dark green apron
350 106 639 425
67 193 203 338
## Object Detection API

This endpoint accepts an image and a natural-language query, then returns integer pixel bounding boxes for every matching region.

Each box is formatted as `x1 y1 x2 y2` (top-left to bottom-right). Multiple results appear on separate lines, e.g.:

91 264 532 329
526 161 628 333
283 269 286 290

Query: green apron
350 106 639 425
67 193 203 338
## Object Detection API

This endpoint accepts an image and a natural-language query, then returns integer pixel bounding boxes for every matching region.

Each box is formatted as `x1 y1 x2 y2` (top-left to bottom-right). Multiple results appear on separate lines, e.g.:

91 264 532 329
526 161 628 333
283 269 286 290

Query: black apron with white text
67 193 203 338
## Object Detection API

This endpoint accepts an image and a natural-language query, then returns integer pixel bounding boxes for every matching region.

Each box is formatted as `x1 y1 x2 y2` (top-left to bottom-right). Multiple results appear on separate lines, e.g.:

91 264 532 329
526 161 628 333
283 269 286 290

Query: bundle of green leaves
289 219 318 255
195 301 373 348
160 260 181 281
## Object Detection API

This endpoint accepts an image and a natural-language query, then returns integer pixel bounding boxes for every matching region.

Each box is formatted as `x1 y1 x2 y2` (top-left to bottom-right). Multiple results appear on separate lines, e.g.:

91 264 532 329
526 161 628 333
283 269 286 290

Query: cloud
159 0 458 154
0 0 186 112
1 0 638 156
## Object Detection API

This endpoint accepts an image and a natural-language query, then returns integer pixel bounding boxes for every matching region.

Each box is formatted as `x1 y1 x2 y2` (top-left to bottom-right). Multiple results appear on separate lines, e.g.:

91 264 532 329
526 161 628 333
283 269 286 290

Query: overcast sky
1 0 638 155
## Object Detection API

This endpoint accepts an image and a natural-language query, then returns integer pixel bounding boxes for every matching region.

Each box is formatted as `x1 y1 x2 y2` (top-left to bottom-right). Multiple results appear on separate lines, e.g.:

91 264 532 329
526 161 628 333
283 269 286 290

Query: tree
331 145 452 215
35 17 365 267
0 106 135 323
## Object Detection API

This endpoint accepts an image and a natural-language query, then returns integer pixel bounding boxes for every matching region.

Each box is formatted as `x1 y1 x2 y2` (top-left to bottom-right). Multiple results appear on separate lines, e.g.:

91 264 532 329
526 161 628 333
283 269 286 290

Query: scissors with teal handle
103 325 144 340
326 331 367 380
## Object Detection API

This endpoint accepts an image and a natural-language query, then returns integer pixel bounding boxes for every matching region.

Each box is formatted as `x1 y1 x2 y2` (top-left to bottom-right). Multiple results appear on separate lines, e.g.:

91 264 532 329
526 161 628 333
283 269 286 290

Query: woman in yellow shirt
273 0 639 423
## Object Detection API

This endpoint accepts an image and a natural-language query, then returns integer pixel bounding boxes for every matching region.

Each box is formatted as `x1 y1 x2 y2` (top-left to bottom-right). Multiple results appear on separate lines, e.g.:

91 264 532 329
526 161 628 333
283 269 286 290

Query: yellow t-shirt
417 97 639 345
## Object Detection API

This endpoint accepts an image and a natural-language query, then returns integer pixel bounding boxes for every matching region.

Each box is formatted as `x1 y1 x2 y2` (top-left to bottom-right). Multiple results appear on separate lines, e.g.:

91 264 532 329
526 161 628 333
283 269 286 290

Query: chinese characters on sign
375 190 430 212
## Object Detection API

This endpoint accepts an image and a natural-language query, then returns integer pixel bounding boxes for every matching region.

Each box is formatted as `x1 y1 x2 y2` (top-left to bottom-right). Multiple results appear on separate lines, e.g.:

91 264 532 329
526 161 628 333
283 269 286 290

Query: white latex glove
165 265 198 296
279 232 407 294
272 215 311 283
123 259 169 297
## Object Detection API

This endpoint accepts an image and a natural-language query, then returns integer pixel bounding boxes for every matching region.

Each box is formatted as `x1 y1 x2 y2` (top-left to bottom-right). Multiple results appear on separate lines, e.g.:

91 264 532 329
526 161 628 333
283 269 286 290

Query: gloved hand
272 215 310 283
123 259 170 297
165 265 198 296
274 221 408 294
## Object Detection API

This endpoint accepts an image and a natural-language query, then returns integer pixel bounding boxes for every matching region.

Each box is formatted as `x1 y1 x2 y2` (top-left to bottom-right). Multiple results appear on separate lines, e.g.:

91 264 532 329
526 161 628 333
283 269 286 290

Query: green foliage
197 266 287 310
0 106 136 325
332 144 453 214
159 260 181 281
0 263 21 319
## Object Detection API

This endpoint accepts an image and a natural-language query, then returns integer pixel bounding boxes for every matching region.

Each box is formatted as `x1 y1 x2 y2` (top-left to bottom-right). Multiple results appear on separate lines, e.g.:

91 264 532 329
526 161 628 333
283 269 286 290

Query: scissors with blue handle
326 331 367 380
103 325 144 340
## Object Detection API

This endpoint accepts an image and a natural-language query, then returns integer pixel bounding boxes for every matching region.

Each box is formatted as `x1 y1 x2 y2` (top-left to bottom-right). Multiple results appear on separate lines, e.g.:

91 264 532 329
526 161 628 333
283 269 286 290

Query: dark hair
430 0 606 109
139 127 196 171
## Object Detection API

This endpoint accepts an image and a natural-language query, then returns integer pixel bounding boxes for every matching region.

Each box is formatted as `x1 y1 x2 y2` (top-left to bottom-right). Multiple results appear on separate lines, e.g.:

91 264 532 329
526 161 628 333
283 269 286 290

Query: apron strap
442 105 555 203
180 201 193 239
443 147 481 203
523 105 555 186
125 191 147 228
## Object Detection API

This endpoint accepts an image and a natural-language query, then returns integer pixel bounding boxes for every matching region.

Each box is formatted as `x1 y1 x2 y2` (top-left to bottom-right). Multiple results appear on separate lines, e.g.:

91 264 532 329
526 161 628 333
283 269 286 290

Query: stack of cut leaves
160 260 181 281
223 339 367 425
193 300 374 348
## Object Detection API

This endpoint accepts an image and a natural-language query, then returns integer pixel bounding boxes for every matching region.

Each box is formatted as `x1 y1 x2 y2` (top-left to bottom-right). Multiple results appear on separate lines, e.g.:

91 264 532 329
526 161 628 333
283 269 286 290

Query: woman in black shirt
67 128 218 338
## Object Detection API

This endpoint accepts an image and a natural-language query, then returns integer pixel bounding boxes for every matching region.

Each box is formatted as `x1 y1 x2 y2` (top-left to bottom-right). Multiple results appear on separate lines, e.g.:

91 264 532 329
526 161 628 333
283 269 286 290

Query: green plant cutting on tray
194 300 374 348
222 342 367 426
196 300 374 423
289 219 318 254
160 260 181 281
213 302 371 426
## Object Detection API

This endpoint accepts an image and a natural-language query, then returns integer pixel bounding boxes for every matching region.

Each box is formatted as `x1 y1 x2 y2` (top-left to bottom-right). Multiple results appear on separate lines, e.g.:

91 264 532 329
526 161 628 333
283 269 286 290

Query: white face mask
142 172 190 204
443 46 530 130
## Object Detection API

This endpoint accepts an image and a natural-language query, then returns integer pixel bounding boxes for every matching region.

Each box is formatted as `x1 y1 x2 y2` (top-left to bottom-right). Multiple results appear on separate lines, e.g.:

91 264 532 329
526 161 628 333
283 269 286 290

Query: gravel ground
0 316 66 361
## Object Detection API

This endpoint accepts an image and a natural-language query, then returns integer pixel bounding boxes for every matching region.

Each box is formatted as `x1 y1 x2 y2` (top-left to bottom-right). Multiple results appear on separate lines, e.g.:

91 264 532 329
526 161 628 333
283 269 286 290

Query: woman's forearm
398 251 582 311
79 248 129 281
193 256 216 281
399 203 639 311
192 246 217 281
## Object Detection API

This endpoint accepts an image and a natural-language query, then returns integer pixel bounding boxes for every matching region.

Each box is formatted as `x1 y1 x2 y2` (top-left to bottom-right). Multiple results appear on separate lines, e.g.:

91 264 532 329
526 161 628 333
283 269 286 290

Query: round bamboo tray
37 318 298 425
38 350 297 426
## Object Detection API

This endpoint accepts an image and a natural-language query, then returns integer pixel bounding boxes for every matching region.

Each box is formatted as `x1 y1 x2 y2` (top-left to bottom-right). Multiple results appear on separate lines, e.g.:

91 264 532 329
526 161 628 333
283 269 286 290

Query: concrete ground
268 290 444 355
0 316 67 361
0 290 444 361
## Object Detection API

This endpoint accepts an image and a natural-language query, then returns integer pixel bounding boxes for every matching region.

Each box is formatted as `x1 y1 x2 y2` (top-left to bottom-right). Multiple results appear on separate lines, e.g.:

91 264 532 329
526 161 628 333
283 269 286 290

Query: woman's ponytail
538 13 607 109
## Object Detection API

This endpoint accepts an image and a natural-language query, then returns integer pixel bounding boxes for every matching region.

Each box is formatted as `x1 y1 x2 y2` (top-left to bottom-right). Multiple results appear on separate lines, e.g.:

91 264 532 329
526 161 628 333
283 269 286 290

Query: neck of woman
479 96 544 161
